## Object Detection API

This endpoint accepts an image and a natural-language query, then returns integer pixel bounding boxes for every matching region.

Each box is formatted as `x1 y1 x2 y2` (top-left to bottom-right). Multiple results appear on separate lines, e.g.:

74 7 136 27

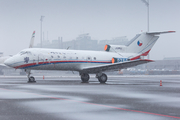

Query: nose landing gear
28 76 36 83
25 69 36 83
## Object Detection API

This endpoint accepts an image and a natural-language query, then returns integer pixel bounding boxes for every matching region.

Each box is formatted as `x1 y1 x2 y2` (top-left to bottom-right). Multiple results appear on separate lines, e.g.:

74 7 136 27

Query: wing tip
167 31 176 33
140 59 154 62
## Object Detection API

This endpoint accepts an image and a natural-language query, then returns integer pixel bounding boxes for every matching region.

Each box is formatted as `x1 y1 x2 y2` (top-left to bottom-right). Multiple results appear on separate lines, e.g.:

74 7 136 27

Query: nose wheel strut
28 76 36 83
25 69 36 83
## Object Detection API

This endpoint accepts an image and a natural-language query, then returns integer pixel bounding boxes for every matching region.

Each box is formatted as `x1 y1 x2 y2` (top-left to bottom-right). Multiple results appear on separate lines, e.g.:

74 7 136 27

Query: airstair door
38 54 44 65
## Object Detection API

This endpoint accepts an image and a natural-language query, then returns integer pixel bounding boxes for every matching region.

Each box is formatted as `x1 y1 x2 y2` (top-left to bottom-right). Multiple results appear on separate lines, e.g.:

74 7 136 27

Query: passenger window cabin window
51 55 53 58
57 55 60 58
94 57 96 60
76 57 78 60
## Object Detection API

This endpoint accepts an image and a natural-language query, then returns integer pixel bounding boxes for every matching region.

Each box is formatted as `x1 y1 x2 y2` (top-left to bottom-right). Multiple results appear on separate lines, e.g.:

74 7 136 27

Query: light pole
141 0 149 59
40 16 45 48
141 0 149 32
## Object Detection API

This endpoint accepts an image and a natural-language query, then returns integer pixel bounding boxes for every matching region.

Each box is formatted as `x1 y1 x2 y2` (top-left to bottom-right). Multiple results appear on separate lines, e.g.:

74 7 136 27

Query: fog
0 0 179 60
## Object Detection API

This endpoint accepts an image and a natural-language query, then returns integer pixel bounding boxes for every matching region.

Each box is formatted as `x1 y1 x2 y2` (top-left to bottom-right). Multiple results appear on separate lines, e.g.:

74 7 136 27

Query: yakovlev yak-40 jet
4 31 175 83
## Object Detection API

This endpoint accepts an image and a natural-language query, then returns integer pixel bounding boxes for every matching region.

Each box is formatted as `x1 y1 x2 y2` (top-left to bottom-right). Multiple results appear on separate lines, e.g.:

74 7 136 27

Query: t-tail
104 31 175 60
29 31 35 48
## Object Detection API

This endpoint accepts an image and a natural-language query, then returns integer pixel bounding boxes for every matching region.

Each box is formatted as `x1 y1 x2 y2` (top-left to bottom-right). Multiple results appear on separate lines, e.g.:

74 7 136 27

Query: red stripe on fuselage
14 60 111 69
14 63 37 69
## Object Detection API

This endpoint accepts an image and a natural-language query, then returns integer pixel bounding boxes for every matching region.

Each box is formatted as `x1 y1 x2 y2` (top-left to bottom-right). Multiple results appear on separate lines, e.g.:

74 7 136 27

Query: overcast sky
0 0 179 60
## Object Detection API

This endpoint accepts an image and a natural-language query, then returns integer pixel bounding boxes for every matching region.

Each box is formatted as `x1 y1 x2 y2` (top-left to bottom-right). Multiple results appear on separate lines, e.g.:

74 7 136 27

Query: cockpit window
19 51 26 55
19 51 32 55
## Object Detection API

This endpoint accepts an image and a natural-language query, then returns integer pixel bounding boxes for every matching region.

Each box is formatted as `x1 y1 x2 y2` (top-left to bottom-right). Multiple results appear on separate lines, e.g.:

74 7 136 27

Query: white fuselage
4 48 135 72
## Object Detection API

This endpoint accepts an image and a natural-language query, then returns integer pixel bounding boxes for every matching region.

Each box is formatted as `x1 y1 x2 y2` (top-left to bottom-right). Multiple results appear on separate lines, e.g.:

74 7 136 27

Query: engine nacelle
112 57 129 63
104 44 127 53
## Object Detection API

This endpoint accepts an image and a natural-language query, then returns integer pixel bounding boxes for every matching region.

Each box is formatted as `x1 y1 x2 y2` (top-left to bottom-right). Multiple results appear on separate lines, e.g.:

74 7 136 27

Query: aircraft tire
98 73 107 83
81 73 90 83
28 76 36 83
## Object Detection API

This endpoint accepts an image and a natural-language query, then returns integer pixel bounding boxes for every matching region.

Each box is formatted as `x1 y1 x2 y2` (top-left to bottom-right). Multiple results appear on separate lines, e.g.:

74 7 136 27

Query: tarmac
0 75 180 120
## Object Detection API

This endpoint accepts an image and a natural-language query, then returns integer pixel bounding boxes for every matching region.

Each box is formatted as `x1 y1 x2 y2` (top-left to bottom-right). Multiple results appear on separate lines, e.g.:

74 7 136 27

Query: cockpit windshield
19 51 32 55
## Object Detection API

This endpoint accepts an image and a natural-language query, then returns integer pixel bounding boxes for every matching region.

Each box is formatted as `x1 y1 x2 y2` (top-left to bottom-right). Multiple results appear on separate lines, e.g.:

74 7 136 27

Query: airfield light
141 0 149 59
141 0 149 32
40 16 45 48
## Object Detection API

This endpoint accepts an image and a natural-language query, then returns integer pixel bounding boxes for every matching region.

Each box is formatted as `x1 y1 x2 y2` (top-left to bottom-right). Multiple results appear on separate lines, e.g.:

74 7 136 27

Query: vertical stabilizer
126 31 175 55
104 31 175 60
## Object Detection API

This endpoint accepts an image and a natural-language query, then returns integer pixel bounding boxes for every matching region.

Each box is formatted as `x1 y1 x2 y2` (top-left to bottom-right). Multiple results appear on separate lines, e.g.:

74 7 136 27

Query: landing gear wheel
81 73 90 83
98 73 107 83
28 76 36 83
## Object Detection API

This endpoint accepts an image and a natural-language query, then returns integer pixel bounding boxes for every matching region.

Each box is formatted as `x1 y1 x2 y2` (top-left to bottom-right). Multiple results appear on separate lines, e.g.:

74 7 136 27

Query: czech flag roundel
137 40 143 46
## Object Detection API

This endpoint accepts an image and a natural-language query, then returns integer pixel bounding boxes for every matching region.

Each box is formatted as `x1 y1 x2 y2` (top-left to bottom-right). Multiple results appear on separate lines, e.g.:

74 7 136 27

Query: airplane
4 31 175 83
0 56 11 75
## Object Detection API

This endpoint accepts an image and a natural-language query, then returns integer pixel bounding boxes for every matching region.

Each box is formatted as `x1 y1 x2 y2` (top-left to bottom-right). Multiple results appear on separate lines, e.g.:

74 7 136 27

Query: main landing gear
96 73 107 83
80 72 108 83
25 69 36 83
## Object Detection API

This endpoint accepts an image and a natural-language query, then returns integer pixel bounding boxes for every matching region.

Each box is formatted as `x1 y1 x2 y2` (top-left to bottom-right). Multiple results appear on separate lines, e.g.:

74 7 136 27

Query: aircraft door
38 54 44 65
44 54 51 64
33 55 38 64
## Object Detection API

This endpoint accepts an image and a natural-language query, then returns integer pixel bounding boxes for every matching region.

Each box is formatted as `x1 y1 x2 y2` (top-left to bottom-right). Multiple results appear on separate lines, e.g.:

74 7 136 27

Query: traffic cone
160 80 162 86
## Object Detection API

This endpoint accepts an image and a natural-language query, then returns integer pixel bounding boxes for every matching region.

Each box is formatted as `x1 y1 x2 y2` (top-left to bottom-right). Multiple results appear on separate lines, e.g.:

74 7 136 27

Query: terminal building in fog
34 33 129 51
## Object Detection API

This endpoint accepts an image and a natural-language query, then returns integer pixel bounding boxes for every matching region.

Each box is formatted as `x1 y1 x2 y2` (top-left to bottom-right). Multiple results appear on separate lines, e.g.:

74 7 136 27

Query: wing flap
81 59 153 73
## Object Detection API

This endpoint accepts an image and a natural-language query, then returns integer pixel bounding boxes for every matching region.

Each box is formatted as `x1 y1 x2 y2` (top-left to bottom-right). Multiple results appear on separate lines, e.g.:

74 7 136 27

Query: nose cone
4 57 14 67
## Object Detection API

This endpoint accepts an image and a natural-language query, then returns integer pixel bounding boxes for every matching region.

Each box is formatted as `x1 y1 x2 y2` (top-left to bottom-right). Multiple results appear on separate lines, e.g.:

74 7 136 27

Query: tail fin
126 31 175 55
105 31 175 56
29 31 35 48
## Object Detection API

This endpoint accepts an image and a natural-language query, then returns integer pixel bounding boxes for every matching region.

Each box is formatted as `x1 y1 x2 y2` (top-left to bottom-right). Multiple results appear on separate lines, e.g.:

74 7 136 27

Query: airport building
34 33 128 51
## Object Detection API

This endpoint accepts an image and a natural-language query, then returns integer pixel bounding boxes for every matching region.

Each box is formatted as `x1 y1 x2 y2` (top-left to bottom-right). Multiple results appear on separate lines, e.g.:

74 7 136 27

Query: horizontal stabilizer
147 31 175 35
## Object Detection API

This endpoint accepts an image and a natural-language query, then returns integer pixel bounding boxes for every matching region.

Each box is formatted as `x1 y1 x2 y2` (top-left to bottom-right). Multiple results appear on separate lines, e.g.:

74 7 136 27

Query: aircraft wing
0 63 6 67
81 59 153 73
0 63 9 69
